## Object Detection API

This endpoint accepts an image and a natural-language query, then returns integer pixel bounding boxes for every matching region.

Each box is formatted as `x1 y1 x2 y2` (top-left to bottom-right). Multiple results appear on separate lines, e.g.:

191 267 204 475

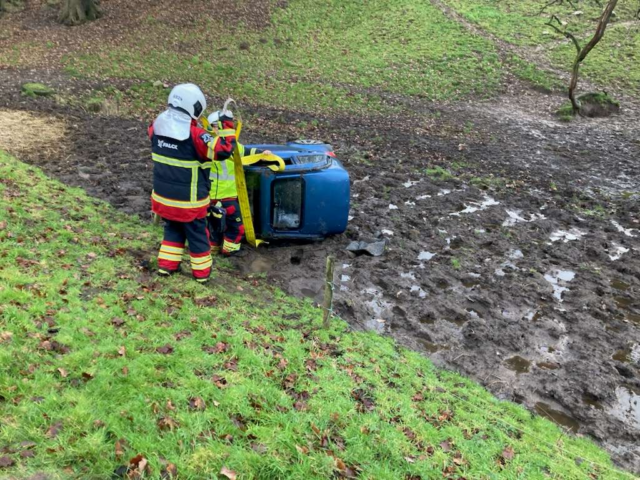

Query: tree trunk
59 0 101 26
568 0 618 112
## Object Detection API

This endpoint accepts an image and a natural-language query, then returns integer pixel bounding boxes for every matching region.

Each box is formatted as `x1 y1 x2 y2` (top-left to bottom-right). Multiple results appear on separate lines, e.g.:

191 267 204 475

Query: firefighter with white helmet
205 109 269 256
149 83 236 281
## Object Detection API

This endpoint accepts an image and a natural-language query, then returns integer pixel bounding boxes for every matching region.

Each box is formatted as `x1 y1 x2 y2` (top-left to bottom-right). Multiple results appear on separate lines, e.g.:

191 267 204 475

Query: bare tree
59 0 101 26
545 0 618 113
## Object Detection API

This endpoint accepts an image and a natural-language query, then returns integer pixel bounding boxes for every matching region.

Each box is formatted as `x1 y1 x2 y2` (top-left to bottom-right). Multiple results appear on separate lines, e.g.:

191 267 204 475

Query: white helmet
207 111 220 125
167 83 206 120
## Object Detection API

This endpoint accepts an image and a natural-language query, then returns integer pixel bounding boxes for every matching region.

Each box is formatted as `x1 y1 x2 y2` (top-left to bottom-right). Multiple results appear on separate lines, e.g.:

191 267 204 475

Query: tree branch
546 15 582 53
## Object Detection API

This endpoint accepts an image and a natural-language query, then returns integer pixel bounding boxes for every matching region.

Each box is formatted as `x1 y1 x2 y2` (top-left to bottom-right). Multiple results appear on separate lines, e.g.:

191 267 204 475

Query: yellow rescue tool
231 119 285 247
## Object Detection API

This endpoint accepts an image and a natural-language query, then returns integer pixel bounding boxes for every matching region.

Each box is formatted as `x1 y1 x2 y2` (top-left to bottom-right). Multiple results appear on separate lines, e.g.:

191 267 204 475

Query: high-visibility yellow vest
208 130 260 200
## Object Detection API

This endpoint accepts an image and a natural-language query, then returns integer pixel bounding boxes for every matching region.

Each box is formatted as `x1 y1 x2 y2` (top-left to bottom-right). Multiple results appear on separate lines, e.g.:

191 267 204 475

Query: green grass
443 0 640 95
425 166 456 182
0 151 633 479
59 0 504 114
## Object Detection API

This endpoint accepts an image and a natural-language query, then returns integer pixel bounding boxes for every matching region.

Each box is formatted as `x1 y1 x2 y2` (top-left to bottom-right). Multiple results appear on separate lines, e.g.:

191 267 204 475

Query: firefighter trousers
209 198 244 255
157 218 212 280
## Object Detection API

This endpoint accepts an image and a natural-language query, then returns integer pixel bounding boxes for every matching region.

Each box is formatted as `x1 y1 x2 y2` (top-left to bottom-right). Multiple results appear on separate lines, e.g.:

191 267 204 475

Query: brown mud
1 67 639 473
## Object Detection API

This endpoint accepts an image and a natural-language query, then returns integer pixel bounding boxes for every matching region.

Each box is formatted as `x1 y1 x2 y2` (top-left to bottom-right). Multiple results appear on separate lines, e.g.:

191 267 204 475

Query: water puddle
419 340 447 354
364 318 386 333
611 279 630 291
301 288 321 299
613 350 631 363
582 394 604 410
610 385 640 430
609 243 630 261
544 269 576 302
526 309 542 322
502 209 546 227
507 249 524 260
418 251 436 261
505 356 531 374
462 276 481 289
246 256 274 274
611 220 638 237
410 285 427 298
537 362 560 370
362 287 393 331
495 260 519 277
549 229 586 243
534 403 580 433
450 195 499 216
614 344 640 364
466 309 481 320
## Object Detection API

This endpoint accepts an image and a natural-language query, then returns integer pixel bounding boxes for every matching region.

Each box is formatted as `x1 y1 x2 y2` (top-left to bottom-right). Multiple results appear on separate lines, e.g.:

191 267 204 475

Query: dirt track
1 67 639 473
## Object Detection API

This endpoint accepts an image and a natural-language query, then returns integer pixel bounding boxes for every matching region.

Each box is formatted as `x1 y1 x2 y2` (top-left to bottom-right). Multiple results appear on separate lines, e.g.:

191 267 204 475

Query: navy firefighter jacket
149 120 236 222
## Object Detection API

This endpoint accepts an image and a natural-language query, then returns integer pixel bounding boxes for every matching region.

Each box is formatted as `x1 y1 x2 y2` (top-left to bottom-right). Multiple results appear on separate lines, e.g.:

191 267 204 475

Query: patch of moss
555 101 576 122
21 82 55 97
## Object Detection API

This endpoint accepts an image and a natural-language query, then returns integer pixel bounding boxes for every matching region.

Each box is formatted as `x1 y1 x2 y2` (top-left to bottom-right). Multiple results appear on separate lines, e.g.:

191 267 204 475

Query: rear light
327 151 336 157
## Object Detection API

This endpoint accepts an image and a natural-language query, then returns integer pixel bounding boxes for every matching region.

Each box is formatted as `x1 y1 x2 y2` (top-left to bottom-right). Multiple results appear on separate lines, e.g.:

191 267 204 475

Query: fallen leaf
20 450 35 459
502 446 515 461
46 421 63 438
439 440 452 452
115 438 126 459
122 366 129 376
0 456 14 468
224 357 238 371
166 399 176 411
156 344 174 355
220 466 237 480
0 331 12 343
160 462 177 479
111 317 125 327
128 454 150 477
118 346 126 356
295 445 309 455
93 419 105 428
189 397 206 411
82 372 94 381
203 342 229 354
174 330 191 341
211 375 227 388
157 417 179 431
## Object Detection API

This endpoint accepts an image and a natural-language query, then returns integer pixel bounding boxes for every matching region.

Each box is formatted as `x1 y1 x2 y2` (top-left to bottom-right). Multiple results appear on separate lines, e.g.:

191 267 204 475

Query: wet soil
1 67 639 472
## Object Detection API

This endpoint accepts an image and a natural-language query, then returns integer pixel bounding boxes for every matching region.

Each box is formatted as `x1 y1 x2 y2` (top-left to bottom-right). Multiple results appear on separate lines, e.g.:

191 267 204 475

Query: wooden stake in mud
322 255 336 329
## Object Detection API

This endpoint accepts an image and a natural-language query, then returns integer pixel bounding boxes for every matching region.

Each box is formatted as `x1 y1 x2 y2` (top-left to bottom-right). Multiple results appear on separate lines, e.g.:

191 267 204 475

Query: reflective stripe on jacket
150 124 213 222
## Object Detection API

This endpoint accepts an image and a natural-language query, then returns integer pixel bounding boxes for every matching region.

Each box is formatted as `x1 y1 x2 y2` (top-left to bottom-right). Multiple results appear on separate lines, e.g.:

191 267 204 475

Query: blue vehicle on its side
243 140 350 241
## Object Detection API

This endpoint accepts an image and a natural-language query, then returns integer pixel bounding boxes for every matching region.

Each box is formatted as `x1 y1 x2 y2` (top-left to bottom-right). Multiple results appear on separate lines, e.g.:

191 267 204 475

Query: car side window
272 178 302 230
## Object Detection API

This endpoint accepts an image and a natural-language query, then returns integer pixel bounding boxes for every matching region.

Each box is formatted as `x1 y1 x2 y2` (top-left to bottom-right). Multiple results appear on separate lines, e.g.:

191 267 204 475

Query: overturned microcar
243 140 350 241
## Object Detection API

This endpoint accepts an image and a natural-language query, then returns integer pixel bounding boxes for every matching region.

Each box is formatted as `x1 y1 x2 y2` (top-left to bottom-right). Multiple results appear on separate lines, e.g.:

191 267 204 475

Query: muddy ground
1 67 639 473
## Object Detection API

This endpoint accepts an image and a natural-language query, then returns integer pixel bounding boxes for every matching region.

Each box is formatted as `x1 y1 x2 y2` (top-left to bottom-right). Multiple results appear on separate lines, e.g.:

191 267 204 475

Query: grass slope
60 0 507 113
443 0 640 94
0 152 633 479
